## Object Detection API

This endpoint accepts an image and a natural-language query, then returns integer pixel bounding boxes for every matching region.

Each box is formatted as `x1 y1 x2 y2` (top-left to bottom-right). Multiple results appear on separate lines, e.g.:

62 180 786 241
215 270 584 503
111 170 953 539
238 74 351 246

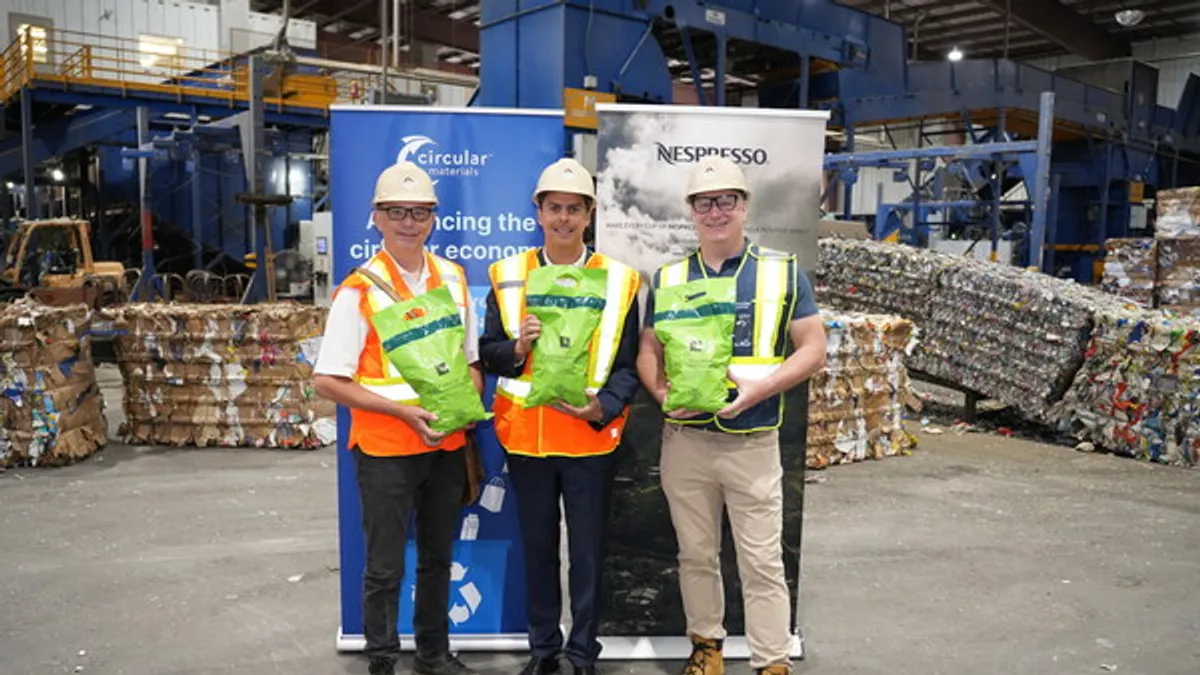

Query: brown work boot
681 636 724 675
755 663 792 675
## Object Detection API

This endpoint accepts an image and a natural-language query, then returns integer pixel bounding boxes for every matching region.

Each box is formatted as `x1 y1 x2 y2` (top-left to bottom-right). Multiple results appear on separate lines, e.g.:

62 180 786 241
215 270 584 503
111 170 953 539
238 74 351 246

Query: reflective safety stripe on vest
490 249 639 406
354 251 469 405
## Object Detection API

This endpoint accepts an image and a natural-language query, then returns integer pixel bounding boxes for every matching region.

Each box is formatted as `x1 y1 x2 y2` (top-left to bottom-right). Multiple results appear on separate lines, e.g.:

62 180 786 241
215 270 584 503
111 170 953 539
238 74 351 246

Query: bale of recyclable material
816 238 1118 422
1102 238 1156 307
111 303 334 448
1155 236 1200 317
0 298 108 467
807 310 920 469
1155 187 1200 238
814 237 948 320
1053 306 1200 467
915 255 1116 421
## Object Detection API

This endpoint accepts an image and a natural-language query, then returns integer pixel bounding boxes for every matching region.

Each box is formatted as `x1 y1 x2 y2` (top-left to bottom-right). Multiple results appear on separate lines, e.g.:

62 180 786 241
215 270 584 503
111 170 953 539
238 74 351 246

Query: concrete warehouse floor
1 368 1198 675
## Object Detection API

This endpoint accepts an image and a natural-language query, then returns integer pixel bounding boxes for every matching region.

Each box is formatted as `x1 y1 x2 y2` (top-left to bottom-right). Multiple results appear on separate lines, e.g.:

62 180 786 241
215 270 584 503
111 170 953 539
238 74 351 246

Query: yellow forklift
0 218 127 308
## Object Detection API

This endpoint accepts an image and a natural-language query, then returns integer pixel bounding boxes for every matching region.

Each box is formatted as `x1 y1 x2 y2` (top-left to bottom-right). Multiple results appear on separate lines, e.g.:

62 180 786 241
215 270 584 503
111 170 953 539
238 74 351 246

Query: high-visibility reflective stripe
359 255 406 378
754 255 790 358
494 254 530 339
660 259 690 287
498 372 603 401
587 261 637 389
434 258 468 311
358 380 419 403
497 376 531 400
728 362 782 381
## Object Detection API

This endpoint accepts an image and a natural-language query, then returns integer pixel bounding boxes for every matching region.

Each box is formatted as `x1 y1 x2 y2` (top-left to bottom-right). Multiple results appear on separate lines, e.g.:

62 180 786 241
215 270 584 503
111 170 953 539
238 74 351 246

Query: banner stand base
594 634 804 661
337 630 805 661
337 629 531 653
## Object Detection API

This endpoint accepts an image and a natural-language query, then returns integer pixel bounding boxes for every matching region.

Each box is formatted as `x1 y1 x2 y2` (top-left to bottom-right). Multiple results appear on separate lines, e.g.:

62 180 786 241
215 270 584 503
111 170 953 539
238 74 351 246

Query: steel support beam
715 33 727 107
825 141 1040 167
191 114 204 270
239 55 290 304
20 88 36 219
1029 92 1055 271
131 106 163 302
975 0 1129 60
248 56 264 255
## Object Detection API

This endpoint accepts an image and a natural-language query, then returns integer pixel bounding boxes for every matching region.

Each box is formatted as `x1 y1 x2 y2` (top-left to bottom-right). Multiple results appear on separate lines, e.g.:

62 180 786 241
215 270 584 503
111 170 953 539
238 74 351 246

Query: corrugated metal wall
1 0 222 52
0 0 321 56
1137 35 1200 108
1025 33 1200 109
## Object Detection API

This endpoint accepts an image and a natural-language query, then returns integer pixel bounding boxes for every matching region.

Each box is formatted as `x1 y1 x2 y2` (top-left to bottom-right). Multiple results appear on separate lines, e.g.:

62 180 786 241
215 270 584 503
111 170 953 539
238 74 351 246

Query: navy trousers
506 452 617 667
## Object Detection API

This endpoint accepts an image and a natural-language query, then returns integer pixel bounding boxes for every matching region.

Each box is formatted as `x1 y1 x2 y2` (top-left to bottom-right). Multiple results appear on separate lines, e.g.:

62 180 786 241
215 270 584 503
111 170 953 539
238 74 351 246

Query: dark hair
536 192 595 209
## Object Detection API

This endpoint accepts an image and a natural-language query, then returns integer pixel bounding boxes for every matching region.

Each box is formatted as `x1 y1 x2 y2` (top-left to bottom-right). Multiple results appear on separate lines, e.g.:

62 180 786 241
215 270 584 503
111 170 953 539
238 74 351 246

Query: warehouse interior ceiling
250 0 482 72
248 1 1200 90
840 0 1200 62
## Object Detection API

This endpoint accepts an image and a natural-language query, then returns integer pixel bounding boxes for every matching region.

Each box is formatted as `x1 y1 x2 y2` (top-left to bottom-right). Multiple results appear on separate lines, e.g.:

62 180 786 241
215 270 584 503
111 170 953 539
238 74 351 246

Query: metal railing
0 25 338 111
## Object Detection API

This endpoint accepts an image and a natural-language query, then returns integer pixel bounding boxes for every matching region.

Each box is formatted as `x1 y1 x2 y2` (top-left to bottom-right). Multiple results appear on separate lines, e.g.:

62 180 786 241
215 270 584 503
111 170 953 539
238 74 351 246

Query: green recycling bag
369 285 490 434
653 277 737 414
524 265 609 409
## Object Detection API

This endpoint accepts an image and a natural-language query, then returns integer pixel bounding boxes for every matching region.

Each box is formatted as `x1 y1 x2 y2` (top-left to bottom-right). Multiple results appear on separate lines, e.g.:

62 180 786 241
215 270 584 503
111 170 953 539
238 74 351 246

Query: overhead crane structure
478 0 1200 283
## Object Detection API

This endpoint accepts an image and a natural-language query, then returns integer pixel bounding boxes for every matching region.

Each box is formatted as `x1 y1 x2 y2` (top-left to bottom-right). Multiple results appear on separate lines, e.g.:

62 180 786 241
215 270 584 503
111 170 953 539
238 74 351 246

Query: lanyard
695 245 750 282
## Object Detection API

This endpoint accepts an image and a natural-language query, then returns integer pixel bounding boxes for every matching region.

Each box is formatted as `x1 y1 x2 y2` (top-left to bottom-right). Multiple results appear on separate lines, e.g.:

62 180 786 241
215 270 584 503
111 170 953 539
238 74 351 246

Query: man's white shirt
313 251 480 378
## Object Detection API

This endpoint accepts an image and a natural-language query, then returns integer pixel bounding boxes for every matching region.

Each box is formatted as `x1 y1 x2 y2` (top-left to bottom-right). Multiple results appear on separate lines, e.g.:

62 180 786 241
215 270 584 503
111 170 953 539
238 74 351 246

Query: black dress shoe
519 656 560 675
572 666 596 675
368 657 396 675
414 653 476 675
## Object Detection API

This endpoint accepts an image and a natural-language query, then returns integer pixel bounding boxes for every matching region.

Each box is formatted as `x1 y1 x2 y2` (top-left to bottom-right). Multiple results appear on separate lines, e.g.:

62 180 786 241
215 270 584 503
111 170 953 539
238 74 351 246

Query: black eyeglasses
691 193 742 214
378 206 434 222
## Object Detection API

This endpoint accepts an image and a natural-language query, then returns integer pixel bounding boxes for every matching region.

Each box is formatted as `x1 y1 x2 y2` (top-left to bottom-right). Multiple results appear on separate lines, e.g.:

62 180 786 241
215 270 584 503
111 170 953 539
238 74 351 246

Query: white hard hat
686 155 751 199
373 161 437 206
533 157 595 203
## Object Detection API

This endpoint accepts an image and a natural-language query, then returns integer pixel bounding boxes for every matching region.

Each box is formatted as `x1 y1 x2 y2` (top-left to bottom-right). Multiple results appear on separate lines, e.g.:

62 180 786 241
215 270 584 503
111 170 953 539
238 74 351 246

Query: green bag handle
352 266 405 304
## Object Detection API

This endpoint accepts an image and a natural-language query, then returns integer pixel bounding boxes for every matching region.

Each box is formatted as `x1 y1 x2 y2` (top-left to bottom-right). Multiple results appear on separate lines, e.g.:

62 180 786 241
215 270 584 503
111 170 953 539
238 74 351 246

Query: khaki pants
660 423 790 668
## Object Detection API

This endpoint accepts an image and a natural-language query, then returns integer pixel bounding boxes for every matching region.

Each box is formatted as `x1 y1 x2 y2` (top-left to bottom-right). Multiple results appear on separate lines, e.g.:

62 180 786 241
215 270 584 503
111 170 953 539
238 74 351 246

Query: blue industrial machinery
478 1 1200 284
0 27 329 288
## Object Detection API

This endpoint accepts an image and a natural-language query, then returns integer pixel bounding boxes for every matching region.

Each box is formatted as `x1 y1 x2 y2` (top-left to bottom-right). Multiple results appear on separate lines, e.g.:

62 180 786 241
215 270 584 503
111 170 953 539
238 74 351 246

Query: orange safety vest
335 249 471 457
487 248 641 457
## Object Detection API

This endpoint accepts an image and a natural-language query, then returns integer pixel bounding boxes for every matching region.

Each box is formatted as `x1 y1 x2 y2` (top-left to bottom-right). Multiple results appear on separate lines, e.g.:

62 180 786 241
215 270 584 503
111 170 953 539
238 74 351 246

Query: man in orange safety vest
314 161 481 675
479 157 642 675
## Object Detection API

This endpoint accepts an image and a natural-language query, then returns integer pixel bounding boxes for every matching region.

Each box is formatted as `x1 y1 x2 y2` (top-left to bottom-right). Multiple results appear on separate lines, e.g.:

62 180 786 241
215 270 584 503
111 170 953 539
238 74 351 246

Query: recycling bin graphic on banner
329 106 565 647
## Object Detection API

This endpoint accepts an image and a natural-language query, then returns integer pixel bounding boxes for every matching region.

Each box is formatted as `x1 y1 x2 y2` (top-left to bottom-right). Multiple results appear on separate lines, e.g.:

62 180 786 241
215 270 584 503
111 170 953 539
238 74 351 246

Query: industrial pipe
292 55 478 87
380 0 388 96
393 0 400 68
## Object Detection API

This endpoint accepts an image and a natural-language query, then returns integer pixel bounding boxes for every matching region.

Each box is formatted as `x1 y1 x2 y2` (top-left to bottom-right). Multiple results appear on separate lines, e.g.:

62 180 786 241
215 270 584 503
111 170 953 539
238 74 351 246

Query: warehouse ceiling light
1115 9 1145 26
948 47 964 62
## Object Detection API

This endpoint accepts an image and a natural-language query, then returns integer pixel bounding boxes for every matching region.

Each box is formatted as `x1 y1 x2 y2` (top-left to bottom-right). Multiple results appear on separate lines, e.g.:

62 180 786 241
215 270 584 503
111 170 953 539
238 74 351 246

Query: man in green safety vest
636 155 828 675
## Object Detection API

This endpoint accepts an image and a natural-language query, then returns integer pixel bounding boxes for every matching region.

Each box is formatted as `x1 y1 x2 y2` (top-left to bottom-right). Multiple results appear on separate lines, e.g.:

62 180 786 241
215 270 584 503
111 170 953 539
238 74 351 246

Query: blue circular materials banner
329 106 565 644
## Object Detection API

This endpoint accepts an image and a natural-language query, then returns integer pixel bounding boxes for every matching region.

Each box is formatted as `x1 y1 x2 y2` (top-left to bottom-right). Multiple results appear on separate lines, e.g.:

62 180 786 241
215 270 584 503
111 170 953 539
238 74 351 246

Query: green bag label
370 285 490 433
653 277 737 414
524 265 609 409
